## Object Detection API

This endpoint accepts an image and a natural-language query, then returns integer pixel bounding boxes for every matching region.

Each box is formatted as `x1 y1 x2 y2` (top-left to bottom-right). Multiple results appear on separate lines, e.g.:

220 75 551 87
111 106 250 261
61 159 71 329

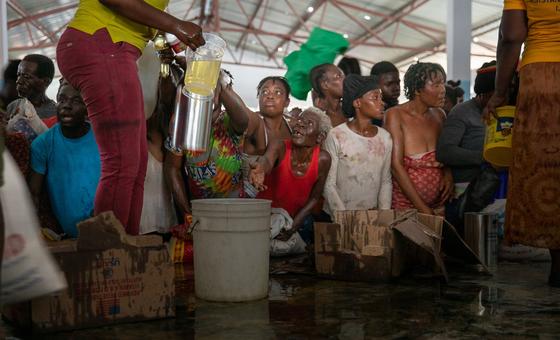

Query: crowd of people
0 0 558 287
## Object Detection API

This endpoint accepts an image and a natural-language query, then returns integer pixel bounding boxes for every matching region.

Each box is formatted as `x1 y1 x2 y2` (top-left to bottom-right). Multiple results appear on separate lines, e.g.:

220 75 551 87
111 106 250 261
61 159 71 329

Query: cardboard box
3 212 175 332
314 210 448 282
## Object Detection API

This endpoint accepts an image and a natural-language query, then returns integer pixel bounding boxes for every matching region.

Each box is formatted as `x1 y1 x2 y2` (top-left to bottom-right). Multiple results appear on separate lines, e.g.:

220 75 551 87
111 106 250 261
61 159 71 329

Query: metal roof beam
235 0 265 50
343 0 430 53
269 0 327 59
8 3 77 29
334 0 443 35
393 16 502 67
7 0 58 43
234 0 281 67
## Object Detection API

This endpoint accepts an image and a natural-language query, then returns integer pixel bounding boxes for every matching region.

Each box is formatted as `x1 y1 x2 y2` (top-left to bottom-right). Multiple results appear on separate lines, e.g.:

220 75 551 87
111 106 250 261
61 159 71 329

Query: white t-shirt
323 123 393 218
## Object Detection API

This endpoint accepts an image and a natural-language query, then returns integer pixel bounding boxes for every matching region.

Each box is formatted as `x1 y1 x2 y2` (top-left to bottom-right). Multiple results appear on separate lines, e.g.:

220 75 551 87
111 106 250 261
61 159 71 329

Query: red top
42 116 58 128
257 140 320 217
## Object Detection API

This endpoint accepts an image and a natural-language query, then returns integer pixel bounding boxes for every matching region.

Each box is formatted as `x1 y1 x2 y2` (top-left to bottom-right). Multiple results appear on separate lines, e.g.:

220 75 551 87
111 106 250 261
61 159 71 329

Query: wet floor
5 261 560 339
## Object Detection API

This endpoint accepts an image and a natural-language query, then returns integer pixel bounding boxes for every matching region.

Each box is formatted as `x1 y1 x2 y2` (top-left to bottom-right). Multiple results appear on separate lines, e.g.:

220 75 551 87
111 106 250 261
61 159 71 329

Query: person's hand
436 169 454 206
249 161 267 191
157 47 175 64
276 228 297 242
173 21 205 51
174 55 186 70
418 205 435 215
482 93 507 124
288 107 302 118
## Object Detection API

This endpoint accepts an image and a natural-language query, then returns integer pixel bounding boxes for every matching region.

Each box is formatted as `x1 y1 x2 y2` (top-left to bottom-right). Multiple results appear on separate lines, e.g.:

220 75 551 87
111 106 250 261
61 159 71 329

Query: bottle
165 33 187 54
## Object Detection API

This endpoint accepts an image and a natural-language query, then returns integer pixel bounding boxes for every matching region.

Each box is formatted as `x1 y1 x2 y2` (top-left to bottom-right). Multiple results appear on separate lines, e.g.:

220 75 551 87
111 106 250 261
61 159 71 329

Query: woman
310 64 346 127
139 64 181 235
323 75 393 219
257 76 293 141
484 1 560 286
56 0 204 235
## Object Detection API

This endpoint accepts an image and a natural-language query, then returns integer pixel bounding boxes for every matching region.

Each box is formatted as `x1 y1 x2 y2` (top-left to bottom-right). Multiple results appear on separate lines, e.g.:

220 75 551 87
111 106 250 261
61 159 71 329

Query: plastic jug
184 32 226 96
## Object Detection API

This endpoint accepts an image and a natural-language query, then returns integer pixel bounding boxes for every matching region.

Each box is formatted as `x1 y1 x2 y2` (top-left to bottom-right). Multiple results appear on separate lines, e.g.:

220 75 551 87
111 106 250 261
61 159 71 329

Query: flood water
5 261 560 339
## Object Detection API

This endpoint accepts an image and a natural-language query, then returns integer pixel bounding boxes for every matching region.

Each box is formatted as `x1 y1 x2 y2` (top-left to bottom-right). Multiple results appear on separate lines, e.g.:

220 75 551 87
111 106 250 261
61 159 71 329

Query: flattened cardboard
315 210 446 282
3 212 175 332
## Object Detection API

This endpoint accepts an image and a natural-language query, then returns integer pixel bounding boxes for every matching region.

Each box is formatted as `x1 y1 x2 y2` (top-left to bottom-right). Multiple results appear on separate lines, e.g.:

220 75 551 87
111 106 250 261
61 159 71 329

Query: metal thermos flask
182 89 214 152
169 84 187 151
464 212 498 271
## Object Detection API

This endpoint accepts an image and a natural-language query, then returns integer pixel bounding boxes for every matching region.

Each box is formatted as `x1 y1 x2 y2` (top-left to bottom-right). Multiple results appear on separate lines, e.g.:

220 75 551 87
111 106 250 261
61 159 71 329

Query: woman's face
322 65 345 99
357 89 385 120
417 71 446 108
258 79 289 118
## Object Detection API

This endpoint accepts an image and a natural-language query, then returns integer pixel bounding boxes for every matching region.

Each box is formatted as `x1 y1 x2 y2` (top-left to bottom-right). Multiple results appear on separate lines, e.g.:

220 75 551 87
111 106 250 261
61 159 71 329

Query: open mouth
58 114 74 123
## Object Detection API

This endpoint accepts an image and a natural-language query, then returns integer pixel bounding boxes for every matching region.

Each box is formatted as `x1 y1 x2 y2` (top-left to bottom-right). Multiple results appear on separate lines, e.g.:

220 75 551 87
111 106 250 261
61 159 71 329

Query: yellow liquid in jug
184 60 221 96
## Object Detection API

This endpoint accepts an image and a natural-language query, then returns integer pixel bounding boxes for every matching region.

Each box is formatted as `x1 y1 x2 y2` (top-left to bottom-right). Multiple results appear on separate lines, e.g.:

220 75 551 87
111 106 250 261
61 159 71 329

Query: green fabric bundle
283 27 349 100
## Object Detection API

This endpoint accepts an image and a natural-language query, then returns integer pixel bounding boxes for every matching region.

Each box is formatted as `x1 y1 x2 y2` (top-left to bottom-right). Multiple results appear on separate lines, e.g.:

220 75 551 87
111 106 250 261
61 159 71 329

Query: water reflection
5 263 560 339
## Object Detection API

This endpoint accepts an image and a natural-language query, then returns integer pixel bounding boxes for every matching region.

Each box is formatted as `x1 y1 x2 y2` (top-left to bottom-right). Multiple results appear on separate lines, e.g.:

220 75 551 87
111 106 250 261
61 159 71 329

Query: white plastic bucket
192 198 271 302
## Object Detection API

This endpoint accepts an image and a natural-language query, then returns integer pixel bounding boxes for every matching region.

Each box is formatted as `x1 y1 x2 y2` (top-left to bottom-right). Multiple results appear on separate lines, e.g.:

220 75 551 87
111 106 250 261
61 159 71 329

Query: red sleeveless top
257 140 320 217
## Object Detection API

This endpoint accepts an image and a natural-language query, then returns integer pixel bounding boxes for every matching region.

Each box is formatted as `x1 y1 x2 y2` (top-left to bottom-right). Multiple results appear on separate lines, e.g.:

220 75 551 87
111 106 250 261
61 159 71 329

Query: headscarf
342 74 380 117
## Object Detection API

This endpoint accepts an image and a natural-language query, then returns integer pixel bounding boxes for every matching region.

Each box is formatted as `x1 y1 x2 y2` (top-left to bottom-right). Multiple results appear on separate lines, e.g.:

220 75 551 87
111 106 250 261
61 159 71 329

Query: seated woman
250 107 331 244
323 74 393 219
385 62 453 215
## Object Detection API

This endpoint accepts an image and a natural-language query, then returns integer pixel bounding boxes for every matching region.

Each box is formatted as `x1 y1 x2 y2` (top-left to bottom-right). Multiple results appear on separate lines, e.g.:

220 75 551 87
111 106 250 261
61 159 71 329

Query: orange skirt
505 62 560 249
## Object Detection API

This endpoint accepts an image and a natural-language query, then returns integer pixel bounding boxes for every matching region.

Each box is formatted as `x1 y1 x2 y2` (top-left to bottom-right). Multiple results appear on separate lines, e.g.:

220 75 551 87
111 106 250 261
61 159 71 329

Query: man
385 62 453 215
13 54 57 119
29 80 100 238
251 107 331 243
437 61 497 188
370 61 401 110
0 60 21 112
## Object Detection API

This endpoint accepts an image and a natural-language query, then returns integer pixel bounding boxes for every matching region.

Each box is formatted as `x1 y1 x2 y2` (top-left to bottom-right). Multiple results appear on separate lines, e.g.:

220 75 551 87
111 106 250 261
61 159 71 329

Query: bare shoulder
384 105 405 127
429 107 446 123
385 105 405 119
319 149 331 162
318 149 332 170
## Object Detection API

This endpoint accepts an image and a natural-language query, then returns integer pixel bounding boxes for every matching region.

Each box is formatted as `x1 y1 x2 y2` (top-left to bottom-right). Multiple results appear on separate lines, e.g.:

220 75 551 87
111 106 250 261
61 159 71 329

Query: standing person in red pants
56 0 204 234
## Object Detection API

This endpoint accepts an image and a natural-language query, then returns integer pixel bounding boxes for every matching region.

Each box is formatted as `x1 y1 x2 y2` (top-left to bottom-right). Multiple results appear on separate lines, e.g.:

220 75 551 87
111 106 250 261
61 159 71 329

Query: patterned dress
184 112 244 199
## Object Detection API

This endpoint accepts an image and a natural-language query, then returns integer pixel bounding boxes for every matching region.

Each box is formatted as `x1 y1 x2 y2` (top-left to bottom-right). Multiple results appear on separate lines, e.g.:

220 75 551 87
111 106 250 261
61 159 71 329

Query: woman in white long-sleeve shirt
323 74 393 219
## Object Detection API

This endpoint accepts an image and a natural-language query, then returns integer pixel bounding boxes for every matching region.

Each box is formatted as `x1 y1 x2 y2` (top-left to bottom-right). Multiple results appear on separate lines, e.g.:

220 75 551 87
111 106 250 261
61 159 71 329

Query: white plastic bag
1 152 67 305
137 41 161 120
270 208 306 257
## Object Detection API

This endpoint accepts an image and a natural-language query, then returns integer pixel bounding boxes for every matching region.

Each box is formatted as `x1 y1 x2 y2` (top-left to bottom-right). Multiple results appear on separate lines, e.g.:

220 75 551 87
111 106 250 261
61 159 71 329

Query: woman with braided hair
385 62 454 215
309 63 347 127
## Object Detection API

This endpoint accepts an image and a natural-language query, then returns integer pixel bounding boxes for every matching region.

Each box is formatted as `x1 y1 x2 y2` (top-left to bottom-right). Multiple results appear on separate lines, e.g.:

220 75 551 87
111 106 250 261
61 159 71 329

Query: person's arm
291 150 331 230
322 131 345 217
385 109 433 214
378 134 393 209
99 0 205 50
163 150 190 216
28 136 48 209
28 170 44 208
483 10 527 121
218 72 253 135
436 113 482 166
249 140 284 191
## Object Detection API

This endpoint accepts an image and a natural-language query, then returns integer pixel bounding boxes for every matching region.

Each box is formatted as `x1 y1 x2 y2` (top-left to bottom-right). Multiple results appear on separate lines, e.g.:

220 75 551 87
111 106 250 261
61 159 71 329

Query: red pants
57 28 147 235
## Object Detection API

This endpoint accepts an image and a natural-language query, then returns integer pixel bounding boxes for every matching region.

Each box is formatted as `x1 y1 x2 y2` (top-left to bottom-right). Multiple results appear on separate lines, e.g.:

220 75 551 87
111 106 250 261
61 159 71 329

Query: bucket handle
187 217 200 234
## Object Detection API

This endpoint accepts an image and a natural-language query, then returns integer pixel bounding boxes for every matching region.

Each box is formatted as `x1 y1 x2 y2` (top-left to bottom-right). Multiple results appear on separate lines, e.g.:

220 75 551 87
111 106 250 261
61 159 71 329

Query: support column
446 0 472 99
0 0 8 66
